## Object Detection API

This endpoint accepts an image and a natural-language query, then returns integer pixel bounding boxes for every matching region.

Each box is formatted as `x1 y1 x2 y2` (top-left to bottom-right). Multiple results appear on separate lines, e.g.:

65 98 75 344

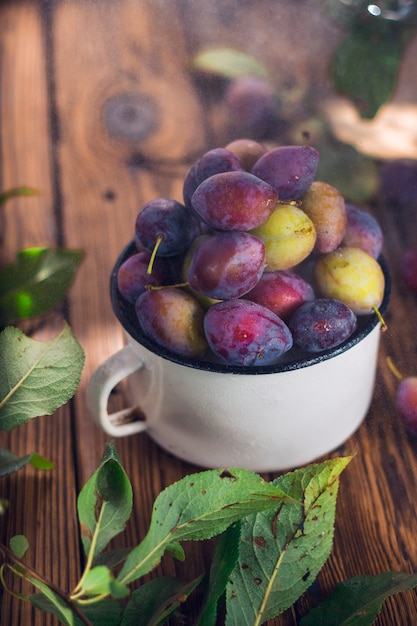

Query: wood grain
1 1 417 624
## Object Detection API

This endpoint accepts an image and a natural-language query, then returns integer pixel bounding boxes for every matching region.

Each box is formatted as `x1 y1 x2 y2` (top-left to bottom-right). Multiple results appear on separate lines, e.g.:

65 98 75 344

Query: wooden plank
0 4 81 625
0 2 55 262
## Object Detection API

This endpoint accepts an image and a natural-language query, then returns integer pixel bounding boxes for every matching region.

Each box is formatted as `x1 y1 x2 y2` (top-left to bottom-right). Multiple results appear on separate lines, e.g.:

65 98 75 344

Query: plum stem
386 357 404 382
146 281 189 291
372 305 387 332
147 234 164 275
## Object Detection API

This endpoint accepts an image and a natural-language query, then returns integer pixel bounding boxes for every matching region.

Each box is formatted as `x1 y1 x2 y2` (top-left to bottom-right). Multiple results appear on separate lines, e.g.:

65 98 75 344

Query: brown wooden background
1 1 417 624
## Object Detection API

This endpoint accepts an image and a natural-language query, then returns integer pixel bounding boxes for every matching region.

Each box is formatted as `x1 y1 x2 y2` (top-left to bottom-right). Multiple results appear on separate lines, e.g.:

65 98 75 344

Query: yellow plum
250 203 316 271
314 246 385 315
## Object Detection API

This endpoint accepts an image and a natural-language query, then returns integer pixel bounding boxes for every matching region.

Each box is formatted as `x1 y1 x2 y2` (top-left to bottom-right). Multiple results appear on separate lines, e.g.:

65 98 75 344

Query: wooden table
1 1 417 624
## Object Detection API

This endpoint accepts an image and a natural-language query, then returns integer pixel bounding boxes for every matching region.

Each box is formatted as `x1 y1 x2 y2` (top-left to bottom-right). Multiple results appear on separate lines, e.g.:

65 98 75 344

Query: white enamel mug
86 242 390 472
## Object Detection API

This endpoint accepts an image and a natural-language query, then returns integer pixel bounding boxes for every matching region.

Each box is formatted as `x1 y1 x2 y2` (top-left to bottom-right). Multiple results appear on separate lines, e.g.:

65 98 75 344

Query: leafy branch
2 444 417 625
0 443 347 624
0 540 94 626
0 187 84 480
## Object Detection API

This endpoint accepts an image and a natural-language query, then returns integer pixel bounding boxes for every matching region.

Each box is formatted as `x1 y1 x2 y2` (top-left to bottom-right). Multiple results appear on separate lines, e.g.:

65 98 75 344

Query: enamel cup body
86 244 390 472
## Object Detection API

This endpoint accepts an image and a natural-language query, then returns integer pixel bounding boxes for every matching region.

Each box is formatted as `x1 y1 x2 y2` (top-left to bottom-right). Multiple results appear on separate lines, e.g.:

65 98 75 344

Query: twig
0 542 95 626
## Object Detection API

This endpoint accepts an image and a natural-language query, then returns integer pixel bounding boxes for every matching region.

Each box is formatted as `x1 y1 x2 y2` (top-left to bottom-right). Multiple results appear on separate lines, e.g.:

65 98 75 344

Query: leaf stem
71 501 107 599
117 535 171 586
75 592 110 606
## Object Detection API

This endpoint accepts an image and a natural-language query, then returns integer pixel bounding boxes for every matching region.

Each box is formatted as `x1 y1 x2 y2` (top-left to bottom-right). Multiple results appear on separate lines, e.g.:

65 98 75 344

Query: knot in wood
102 92 159 142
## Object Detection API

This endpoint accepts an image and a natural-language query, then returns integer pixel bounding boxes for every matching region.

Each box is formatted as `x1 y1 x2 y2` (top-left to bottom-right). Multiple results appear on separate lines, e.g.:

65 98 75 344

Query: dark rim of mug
110 240 391 376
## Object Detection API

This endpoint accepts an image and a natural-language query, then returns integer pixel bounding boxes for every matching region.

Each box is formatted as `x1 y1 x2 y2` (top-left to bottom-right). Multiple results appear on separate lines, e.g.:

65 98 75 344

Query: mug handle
86 344 148 437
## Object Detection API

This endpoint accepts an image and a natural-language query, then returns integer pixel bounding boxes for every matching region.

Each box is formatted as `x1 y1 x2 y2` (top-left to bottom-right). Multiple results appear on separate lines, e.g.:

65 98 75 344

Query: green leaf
0 324 85 432
191 47 268 79
166 541 185 561
0 449 54 477
77 442 133 559
0 187 39 205
0 246 84 326
93 547 133 570
9 535 29 559
331 20 404 118
197 522 241 626
28 578 79 626
75 565 129 600
120 575 202 626
27 452 55 470
300 571 417 626
79 599 125 626
117 468 293 586
225 456 352 625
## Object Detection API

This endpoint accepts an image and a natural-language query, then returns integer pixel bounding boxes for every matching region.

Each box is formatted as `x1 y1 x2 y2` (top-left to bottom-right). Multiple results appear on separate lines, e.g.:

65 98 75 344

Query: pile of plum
117 139 385 367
